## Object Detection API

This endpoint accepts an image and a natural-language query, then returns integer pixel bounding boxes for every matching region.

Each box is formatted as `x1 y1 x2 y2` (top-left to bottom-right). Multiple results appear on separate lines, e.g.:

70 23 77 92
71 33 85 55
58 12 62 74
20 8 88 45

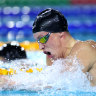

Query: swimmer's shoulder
70 40 96 59
72 40 96 52
70 40 96 72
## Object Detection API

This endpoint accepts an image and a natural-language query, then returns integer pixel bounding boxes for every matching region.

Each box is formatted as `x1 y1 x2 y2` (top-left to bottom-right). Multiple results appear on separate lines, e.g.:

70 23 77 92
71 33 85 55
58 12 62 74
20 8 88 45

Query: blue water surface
0 90 96 96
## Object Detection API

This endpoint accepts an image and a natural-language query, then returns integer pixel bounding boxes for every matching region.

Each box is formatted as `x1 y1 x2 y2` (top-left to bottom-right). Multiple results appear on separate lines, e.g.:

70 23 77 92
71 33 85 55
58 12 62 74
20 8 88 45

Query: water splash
0 52 96 95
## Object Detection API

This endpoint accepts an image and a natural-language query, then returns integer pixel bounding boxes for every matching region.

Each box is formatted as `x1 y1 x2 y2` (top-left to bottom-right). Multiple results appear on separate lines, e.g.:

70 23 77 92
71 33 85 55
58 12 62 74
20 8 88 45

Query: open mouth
44 51 51 55
44 51 52 58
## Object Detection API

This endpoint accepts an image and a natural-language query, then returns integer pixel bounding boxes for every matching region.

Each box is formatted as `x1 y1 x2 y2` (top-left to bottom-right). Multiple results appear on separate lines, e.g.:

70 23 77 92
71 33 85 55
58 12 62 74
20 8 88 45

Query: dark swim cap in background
32 8 68 33
0 42 27 61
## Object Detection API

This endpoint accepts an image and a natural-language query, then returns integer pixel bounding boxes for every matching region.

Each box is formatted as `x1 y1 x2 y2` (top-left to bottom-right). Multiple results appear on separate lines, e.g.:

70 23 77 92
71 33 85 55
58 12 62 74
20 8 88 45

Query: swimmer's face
34 31 63 60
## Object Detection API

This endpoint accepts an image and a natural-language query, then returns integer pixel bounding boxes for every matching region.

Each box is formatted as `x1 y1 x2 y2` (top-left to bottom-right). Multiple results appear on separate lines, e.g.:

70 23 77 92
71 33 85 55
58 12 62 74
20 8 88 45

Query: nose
39 43 45 50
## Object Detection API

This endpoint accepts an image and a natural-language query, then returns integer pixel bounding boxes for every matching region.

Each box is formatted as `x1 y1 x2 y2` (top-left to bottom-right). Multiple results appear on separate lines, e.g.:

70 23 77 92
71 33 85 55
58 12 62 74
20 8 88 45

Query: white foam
0 52 96 92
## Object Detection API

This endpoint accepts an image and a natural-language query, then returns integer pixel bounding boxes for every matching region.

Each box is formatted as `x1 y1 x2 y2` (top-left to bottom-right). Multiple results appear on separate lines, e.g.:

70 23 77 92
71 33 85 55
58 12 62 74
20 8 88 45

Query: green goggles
37 32 51 44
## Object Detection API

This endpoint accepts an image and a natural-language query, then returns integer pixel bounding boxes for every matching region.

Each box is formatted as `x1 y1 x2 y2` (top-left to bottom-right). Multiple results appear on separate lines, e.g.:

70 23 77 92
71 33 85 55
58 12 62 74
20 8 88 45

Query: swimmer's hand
0 75 15 89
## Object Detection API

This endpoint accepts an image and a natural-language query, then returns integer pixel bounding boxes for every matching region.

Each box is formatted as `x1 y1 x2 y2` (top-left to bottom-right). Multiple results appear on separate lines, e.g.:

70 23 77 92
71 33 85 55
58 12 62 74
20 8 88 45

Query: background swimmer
0 42 27 61
33 8 96 86
0 41 45 90
0 41 27 88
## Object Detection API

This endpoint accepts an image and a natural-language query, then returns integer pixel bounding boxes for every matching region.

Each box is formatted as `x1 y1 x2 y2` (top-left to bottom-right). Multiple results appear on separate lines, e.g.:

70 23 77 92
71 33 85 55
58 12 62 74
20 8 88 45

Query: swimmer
33 8 96 86
0 41 27 88
0 42 27 61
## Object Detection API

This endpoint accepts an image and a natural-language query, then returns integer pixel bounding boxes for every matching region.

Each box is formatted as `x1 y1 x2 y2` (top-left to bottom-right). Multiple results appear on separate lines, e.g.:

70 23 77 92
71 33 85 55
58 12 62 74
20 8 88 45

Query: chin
52 56 58 60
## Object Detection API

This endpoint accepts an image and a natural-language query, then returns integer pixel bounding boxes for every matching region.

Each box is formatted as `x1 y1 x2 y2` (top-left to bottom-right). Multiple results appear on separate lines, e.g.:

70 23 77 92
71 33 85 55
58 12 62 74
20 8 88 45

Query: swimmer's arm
0 76 8 87
0 76 15 89
88 62 96 86
70 43 96 85
70 43 96 72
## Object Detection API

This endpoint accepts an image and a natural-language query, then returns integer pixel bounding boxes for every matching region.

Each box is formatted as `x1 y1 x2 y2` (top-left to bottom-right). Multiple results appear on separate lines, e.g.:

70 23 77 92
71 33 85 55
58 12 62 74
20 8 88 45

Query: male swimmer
0 8 96 89
33 8 96 86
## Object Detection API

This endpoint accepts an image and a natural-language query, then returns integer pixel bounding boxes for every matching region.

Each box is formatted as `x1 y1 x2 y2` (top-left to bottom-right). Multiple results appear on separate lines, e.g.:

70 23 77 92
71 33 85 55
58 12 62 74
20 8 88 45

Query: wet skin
34 31 96 86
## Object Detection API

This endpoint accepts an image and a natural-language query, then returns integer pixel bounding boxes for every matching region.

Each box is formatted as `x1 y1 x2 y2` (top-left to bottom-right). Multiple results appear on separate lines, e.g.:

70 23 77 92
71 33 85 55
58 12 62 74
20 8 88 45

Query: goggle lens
38 33 51 44
39 37 47 43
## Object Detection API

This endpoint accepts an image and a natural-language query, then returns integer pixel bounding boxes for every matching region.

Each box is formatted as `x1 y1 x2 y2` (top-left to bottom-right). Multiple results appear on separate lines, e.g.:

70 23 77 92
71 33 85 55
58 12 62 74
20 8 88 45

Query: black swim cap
32 8 68 33
0 42 27 61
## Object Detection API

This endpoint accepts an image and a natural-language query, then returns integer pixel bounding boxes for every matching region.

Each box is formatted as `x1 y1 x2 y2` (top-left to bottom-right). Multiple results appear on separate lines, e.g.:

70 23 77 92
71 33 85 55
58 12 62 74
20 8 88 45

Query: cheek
47 37 61 49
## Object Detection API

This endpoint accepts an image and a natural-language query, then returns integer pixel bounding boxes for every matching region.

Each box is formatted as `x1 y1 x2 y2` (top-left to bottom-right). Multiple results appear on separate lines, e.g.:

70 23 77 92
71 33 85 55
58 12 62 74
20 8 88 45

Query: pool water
0 90 96 96
0 52 96 96
0 34 96 96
